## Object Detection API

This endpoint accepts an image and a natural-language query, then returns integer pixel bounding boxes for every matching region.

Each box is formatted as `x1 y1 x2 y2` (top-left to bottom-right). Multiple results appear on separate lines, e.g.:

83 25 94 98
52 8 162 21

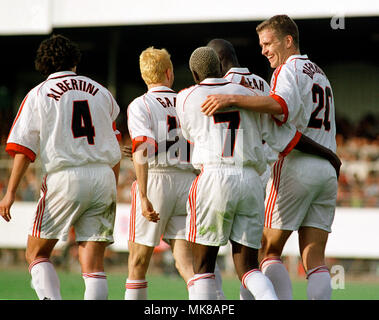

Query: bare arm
201 94 283 116
294 135 341 178
0 153 31 222
132 148 159 223
112 161 121 186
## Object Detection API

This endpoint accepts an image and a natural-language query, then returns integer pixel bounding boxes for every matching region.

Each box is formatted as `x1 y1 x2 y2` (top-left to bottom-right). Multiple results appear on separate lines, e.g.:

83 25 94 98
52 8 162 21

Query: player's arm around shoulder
201 84 283 116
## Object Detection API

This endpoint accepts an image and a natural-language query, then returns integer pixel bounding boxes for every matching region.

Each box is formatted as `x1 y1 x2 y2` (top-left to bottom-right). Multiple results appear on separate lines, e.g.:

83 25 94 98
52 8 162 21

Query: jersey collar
199 78 230 86
286 54 309 64
224 67 251 77
47 71 77 80
148 86 175 93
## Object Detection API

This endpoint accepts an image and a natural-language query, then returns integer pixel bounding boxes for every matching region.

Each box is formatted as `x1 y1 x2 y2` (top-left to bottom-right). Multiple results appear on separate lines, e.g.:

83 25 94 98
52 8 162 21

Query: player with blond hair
125 47 225 300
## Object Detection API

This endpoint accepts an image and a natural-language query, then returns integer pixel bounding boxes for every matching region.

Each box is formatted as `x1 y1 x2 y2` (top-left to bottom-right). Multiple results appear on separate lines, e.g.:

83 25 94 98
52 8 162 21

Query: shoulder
128 94 148 111
177 85 199 101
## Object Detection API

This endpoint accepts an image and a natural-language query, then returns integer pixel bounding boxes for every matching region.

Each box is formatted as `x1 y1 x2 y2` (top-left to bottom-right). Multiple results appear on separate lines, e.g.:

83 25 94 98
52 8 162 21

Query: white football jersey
270 54 337 152
6 71 122 173
224 67 270 96
127 86 192 170
176 78 300 173
224 67 278 165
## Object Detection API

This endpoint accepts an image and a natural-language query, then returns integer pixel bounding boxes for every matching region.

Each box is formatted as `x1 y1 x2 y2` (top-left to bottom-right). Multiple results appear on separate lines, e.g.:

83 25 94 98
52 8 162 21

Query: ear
286 35 294 49
192 70 200 84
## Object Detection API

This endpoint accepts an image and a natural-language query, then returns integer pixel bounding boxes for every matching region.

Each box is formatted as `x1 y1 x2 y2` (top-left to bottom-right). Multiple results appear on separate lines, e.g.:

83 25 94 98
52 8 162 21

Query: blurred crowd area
0 113 379 208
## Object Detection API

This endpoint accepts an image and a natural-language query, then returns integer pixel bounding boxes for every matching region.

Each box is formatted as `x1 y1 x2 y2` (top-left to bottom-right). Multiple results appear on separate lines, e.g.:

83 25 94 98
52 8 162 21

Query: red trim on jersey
112 122 122 141
32 175 48 238
224 71 252 77
150 90 176 94
129 181 137 242
280 131 302 158
5 143 36 162
264 158 284 228
49 73 78 80
7 94 29 141
270 64 284 93
199 81 230 86
131 136 158 154
270 94 289 126
188 167 203 243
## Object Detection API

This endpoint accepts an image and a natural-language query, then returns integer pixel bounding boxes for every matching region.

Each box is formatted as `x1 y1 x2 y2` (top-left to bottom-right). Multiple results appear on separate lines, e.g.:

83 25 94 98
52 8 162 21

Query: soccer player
0 35 122 300
201 15 339 300
125 47 225 300
207 38 275 190
176 46 315 300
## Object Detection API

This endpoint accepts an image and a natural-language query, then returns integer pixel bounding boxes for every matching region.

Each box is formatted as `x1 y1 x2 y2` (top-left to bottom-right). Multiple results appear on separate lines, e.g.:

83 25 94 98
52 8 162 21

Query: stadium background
0 0 378 300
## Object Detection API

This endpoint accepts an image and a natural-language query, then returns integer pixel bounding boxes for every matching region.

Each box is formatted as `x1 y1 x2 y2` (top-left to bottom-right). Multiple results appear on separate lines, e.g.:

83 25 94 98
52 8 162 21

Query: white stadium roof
0 0 378 35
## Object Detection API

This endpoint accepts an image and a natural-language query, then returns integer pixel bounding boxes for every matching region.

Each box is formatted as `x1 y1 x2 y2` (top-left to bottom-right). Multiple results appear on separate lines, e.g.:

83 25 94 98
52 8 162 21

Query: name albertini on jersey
47 78 99 101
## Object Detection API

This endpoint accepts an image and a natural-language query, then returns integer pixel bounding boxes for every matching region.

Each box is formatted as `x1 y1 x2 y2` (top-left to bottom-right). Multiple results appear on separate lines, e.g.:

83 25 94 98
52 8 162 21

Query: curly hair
34 34 81 76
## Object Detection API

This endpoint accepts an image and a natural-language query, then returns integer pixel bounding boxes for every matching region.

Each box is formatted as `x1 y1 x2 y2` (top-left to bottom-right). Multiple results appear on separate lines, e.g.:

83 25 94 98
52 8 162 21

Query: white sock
214 263 226 300
306 265 332 300
29 258 61 300
187 276 195 300
242 269 278 300
260 256 293 300
124 279 148 300
82 272 108 300
239 283 254 300
187 273 217 300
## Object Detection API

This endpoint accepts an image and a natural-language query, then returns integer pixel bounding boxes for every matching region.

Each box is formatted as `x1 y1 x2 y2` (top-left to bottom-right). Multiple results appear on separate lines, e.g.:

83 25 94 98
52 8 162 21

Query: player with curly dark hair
34 34 81 76
0 34 122 300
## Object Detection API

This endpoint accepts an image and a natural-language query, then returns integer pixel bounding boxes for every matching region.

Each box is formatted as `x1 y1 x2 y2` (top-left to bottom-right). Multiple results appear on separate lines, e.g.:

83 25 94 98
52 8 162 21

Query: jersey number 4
72 100 95 144
308 83 332 131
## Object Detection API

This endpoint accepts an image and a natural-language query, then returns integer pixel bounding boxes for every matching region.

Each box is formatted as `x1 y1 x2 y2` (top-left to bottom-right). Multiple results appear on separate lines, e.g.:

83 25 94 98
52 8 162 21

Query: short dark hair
189 47 221 82
256 15 299 48
34 34 81 76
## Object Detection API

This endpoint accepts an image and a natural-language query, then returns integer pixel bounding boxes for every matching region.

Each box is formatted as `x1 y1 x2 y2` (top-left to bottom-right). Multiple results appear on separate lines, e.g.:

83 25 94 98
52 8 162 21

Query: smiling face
258 28 296 69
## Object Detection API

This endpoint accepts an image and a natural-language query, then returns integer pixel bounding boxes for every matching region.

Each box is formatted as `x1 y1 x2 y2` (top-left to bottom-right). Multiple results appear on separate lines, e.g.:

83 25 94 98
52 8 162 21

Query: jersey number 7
71 100 95 145
213 111 241 157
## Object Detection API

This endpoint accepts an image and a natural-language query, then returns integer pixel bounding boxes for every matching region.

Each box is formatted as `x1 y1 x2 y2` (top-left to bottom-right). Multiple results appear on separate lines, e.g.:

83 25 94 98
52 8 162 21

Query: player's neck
148 83 171 90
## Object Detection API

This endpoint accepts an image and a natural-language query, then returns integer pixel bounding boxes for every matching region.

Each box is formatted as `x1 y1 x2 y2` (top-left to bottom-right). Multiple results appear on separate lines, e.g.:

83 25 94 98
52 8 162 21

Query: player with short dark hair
0 34 122 300
176 46 315 300
201 15 339 300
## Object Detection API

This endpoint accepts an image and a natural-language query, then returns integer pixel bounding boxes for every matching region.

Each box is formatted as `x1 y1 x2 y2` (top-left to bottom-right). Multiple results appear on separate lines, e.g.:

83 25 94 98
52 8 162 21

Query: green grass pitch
0 269 379 300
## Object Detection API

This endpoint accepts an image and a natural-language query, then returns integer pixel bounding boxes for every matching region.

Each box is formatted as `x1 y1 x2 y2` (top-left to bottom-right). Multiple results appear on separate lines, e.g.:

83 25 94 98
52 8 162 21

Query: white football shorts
186 165 265 249
264 151 338 232
29 164 117 243
129 168 197 247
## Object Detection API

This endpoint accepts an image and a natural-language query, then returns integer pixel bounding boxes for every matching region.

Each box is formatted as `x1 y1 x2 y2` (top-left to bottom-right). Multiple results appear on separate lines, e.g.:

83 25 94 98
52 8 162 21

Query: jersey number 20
308 84 332 131
72 100 95 144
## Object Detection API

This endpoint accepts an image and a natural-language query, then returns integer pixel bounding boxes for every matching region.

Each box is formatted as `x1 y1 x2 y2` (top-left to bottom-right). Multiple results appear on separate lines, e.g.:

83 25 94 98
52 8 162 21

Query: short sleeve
6 92 40 161
261 113 300 156
270 64 302 125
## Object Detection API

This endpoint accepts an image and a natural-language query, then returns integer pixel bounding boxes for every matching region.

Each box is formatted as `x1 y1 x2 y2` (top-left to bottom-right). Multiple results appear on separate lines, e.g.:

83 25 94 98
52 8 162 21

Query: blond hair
139 47 173 85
